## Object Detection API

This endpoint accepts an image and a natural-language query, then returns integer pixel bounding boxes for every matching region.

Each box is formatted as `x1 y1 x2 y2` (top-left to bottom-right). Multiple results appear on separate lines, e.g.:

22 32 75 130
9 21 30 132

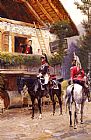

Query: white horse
66 83 87 129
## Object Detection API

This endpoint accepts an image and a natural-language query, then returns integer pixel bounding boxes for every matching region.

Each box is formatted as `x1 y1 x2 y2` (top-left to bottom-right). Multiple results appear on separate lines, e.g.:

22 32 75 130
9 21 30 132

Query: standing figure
25 39 33 54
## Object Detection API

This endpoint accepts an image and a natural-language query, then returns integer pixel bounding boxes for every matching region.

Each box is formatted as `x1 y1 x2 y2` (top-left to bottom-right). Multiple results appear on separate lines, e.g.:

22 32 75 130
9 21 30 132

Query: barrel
6 90 23 108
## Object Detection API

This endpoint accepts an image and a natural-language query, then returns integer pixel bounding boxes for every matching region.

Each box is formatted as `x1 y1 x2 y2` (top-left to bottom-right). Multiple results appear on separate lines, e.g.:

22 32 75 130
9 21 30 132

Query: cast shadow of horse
17 76 49 119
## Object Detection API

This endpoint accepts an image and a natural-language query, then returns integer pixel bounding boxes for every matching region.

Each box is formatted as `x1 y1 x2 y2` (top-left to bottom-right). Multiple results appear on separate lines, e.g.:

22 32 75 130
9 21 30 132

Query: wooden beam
13 0 25 3
0 30 3 52
23 1 46 26
0 17 35 27
36 0 54 23
47 0 63 20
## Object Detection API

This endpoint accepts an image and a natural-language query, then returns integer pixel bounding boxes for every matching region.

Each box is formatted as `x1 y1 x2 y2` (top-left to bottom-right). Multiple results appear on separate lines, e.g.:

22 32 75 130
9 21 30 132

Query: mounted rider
37 53 50 90
70 52 91 102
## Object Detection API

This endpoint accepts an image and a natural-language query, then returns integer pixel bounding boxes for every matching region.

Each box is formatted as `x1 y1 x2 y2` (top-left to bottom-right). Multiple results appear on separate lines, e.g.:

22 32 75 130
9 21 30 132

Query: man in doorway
25 39 33 54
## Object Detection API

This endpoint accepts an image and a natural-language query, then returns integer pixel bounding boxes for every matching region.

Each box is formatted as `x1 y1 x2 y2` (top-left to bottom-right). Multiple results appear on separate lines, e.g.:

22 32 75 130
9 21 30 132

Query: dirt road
0 101 91 140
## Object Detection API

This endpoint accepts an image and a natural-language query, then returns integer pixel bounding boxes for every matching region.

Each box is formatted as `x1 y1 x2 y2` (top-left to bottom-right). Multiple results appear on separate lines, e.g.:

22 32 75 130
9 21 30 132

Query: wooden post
11 33 15 53
0 29 4 52
0 31 2 52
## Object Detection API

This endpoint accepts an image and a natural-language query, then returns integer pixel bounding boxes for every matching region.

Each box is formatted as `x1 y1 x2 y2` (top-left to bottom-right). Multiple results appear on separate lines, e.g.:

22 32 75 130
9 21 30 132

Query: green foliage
77 48 88 70
74 0 91 16
75 0 91 70
0 52 41 67
0 52 63 68
50 21 73 38
61 80 68 91
49 21 73 65
49 53 62 66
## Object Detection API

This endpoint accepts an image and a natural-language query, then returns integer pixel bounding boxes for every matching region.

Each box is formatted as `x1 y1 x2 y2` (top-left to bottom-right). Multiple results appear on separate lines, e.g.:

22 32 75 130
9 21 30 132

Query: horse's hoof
39 114 42 119
81 121 83 124
31 116 34 119
53 112 55 116
59 112 63 115
46 95 49 98
88 99 91 102
70 125 73 127
74 125 77 129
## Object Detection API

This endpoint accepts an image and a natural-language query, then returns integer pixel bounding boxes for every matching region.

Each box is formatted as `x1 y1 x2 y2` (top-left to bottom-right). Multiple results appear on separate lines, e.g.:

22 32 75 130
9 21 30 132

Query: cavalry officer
70 59 91 102
38 53 50 90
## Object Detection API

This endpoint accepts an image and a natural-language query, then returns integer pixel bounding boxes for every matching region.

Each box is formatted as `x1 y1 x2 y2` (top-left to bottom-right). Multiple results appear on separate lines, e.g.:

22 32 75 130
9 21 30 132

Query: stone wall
0 19 55 55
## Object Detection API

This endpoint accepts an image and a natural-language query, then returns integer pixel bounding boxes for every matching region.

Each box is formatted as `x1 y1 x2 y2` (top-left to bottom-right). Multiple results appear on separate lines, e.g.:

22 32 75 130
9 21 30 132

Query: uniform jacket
40 60 49 75
70 66 85 81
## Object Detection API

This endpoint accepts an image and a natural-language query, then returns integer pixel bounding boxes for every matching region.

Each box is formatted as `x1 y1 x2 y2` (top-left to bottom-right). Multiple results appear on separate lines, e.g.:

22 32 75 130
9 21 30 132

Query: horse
17 76 49 119
65 83 89 129
48 77 63 115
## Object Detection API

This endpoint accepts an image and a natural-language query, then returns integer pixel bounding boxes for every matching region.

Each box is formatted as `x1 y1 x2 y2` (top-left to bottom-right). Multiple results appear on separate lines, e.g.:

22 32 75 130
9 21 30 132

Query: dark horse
17 76 48 119
48 78 63 115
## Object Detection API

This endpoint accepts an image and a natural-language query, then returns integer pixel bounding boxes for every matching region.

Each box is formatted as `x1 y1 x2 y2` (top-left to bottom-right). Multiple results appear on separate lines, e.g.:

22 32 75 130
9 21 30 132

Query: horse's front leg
74 111 78 129
68 102 72 127
50 90 56 115
81 102 84 124
31 97 35 119
74 103 78 129
37 97 42 119
49 89 55 115
57 93 62 115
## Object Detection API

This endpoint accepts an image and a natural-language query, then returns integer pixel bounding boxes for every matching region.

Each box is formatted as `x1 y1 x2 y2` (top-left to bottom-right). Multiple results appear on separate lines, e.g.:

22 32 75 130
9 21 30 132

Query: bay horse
48 77 63 115
17 76 49 119
66 83 89 129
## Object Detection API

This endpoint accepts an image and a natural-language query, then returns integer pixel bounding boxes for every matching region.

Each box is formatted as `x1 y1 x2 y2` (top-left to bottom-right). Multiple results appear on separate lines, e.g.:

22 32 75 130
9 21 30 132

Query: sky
61 0 86 26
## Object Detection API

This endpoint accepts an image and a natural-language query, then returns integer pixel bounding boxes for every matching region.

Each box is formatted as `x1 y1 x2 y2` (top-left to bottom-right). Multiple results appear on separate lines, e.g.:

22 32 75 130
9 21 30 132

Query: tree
49 21 74 65
74 0 91 70
61 42 79 79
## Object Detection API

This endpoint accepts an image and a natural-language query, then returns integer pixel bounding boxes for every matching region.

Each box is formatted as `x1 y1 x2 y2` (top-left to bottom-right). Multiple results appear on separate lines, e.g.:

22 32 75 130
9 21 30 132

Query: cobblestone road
0 102 91 140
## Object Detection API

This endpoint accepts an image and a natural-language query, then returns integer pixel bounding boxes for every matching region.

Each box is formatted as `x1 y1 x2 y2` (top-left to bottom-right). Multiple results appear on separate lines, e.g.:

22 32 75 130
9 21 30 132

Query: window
14 36 27 53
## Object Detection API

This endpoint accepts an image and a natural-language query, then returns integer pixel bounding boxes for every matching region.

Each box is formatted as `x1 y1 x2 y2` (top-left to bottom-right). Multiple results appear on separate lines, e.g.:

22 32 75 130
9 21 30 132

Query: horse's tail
65 85 73 112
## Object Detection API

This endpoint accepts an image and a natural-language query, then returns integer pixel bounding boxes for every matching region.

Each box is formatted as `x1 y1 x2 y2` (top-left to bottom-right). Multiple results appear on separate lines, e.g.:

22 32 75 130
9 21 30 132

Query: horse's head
48 79 59 89
17 77 26 94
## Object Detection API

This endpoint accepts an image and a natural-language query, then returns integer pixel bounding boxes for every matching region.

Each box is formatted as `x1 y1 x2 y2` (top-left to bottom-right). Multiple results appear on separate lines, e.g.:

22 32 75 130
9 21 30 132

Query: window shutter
2 31 9 52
